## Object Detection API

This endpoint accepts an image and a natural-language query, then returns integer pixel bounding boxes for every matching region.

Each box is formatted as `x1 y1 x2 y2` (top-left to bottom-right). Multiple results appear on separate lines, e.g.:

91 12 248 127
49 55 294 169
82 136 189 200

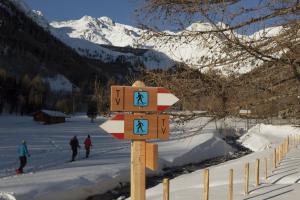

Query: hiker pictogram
134 91 149 107
136 120 144 133
133 119 148 135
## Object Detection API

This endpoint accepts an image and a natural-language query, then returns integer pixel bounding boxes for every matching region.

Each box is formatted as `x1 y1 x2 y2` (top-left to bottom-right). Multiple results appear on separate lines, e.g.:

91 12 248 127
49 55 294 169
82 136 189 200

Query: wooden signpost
100 114 170 140
100 81 179 200
111 86 179 112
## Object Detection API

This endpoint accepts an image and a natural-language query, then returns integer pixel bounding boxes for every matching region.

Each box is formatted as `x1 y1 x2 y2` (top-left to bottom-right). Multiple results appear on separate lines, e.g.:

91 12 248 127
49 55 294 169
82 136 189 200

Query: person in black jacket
70 136 80 161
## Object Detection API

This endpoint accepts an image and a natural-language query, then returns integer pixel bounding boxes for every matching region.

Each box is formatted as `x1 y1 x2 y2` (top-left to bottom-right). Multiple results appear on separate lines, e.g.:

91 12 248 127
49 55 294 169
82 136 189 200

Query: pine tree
87 98 98 123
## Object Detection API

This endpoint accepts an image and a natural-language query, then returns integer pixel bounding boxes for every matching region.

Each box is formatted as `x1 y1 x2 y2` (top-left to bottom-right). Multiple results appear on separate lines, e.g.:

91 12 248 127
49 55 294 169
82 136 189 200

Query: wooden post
244 163 249 195
285 139 287 155
264 158 267 180
163 178 169 200
273 149 277 169
281 144 284 159
203 169 209 200
276 148 279 165
228 169 233 200
130 81 147 200
131 140 146 200
279 145 282 162
270 154 273 172
255 159 260 186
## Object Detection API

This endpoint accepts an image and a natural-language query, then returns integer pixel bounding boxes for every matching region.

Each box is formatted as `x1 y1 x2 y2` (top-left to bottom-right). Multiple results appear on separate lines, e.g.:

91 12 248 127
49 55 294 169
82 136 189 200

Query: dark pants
18 156 27 173
71 149 78 161
85 147 90 158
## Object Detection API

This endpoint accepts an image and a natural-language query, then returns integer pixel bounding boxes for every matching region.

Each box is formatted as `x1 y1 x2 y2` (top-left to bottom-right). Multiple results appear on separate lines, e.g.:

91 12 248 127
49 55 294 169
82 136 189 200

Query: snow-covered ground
239 124 299 152
0 115 237 200
142 124 300 200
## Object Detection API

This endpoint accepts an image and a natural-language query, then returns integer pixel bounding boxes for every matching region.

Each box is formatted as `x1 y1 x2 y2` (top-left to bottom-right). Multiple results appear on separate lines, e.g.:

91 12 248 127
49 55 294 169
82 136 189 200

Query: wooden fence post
270 154 273 172
163 178 169 200
264 158 267 180
255 159 260 186
228 169 233 200
244 163 249 195
273 149 277 169
203 169 209 200
279 145 282 162
276 148 279 165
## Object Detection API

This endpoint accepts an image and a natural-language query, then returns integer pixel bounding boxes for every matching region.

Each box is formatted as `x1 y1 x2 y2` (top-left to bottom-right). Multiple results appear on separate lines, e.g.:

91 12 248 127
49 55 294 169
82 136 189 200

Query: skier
16 140 30 174
84 135 92 158
69 136 80 161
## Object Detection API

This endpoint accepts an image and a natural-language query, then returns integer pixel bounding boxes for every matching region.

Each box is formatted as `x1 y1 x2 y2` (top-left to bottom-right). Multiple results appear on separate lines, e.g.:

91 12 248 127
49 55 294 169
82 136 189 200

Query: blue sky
23 0 141 25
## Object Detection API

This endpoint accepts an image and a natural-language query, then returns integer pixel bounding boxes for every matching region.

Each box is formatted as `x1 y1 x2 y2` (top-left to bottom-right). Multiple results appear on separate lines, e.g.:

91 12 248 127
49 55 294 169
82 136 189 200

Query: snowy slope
137 125 300 200
50 16 273 73
0 115 234 200
51 16 141 47
9 0 281 73
50 16 236 72
50 16 175 69
239 124 300 151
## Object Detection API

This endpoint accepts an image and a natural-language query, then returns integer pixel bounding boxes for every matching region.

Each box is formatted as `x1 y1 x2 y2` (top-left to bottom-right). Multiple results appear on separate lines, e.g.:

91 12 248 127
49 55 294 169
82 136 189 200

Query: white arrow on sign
157 87 179 111
100 115 125 140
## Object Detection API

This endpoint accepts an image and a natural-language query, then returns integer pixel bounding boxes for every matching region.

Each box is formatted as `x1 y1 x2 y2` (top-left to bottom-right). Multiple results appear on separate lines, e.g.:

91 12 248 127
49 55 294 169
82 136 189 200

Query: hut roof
40 110 69 118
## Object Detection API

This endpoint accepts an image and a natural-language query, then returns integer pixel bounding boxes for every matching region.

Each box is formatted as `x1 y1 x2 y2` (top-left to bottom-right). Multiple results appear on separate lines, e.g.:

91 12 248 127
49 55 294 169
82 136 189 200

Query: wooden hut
33 109 69 124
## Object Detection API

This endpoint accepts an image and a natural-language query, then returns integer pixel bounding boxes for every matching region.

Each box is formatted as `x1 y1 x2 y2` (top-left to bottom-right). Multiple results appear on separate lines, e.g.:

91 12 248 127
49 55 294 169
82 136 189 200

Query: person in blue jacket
16 140 30 174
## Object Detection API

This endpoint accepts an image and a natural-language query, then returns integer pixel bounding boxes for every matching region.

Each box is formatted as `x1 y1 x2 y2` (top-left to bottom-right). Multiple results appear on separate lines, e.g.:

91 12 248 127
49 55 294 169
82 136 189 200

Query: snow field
141 124 300 200
239 124 300 151
0 115 235 200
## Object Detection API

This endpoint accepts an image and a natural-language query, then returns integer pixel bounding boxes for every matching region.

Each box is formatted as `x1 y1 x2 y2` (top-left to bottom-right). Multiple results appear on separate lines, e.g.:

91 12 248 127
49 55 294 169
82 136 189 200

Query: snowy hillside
0 115 234 200
50 16 175 69
140 125 300 200
9 0 281 73
50 16 272 73
239 124 299 151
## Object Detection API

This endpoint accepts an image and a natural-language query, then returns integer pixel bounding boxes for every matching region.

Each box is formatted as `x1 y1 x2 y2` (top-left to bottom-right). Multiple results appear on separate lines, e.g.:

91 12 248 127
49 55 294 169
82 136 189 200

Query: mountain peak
98 16 115 26
80 15 94 22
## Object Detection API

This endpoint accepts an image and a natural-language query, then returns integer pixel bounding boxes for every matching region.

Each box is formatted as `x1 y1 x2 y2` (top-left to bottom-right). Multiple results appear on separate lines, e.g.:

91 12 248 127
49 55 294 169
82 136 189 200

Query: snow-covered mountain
50 16 262 73
9 0 280 74
50 16 175 69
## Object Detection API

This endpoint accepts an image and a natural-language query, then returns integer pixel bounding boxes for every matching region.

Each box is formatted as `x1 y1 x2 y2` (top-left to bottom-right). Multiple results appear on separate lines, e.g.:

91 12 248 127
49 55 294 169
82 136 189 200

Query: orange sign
123 114 169 140
111 86 157 112
111 86 179 112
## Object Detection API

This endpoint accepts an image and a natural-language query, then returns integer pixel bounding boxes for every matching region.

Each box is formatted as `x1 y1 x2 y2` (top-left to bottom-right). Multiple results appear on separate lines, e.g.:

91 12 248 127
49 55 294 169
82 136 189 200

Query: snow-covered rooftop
39 109 69 118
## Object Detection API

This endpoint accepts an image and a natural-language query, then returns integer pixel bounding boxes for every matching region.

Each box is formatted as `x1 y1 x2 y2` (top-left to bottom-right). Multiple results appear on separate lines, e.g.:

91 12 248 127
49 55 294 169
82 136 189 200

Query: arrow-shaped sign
100 114 169 140
111 86 179 112
100 115 125 140
157 87 179 111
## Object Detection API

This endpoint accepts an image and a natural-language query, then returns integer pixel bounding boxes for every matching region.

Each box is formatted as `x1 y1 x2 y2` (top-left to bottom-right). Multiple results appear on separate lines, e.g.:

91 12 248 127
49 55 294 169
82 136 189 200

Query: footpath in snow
143 124 300 200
